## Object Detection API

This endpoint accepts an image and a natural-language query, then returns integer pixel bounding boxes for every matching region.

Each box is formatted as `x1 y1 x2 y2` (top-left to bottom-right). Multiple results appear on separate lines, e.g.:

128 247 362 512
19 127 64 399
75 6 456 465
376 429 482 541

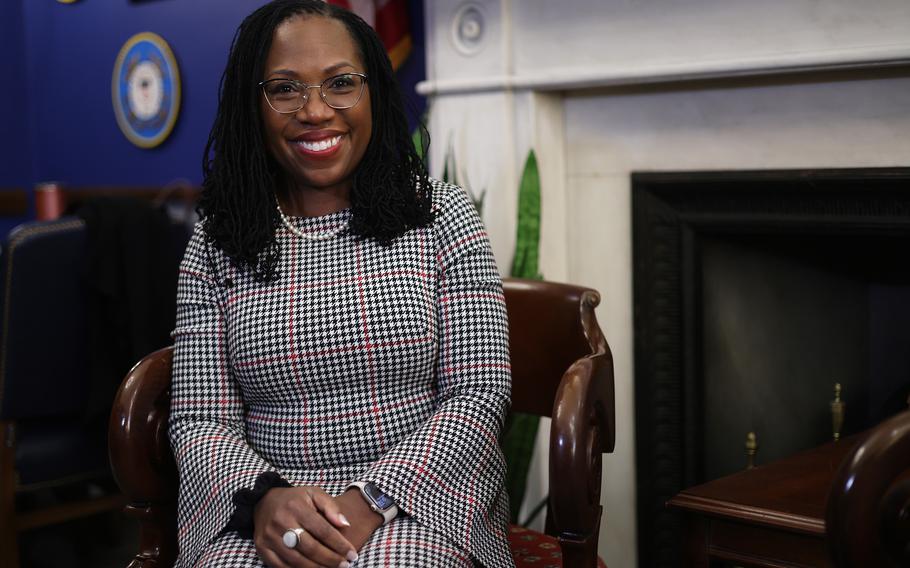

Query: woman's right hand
253 486 359 568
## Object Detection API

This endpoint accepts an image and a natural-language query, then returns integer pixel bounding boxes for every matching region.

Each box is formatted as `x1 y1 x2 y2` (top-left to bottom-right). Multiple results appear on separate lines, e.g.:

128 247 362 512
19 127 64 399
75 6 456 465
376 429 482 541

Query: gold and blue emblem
112 32 181 149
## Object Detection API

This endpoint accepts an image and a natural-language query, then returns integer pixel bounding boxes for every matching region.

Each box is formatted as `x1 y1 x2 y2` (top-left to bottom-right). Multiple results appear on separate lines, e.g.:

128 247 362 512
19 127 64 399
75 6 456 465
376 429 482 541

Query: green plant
509 150 542 280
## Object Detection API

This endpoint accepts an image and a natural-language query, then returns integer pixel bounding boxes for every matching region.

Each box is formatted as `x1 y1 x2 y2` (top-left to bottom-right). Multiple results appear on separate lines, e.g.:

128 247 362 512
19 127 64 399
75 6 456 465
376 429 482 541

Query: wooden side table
667 438 857 567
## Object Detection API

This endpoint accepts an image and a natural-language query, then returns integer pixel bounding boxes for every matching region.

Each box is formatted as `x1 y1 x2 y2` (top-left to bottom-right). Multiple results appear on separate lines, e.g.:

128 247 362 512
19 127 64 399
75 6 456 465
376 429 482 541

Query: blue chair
0 217 125 568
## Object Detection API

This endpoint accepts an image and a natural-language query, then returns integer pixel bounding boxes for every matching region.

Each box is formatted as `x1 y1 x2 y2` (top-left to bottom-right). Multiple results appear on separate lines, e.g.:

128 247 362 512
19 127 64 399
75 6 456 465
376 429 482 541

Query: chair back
0 218 90 421
503 278 615 450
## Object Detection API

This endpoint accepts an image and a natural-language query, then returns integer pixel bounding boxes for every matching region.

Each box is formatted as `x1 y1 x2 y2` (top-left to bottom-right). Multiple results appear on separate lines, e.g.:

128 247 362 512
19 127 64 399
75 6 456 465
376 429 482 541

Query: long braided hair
200 0 433 282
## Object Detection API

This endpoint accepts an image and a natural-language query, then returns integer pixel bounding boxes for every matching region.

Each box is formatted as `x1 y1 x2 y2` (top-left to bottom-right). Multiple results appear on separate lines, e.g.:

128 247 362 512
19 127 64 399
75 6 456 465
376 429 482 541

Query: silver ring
282 527 306 549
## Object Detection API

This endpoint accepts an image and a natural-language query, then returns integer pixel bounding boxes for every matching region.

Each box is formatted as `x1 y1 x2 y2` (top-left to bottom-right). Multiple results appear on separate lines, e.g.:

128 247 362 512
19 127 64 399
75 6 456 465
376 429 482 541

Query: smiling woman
171 1 515 568
258 16 372 218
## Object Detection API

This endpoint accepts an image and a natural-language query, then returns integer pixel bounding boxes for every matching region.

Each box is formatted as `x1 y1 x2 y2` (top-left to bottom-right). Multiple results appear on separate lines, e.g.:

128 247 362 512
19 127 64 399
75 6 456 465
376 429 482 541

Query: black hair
199 0 433 282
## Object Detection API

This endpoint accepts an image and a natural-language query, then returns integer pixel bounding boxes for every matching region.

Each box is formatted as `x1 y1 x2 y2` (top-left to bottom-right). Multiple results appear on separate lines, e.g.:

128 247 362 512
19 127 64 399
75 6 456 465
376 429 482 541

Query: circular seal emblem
112 32 181 149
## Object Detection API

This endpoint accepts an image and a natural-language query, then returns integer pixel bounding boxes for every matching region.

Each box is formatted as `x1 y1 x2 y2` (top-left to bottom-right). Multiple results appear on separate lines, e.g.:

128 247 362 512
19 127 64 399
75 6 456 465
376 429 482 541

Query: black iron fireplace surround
632 168 910 567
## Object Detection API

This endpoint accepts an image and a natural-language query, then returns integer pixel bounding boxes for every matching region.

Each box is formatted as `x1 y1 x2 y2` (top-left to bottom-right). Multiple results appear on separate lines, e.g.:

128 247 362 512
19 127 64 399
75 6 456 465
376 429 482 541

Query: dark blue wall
0 0 30 190
0 0 32 234
19 0 265 188
2 0 425 192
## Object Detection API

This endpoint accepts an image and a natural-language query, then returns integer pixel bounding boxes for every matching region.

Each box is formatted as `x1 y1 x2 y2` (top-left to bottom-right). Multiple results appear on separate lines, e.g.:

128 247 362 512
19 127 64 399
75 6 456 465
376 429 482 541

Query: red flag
327 0 412 70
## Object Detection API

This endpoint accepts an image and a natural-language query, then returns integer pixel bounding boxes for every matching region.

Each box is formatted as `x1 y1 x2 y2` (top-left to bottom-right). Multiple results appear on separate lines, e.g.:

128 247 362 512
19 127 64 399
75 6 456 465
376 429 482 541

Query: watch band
347 481 398 525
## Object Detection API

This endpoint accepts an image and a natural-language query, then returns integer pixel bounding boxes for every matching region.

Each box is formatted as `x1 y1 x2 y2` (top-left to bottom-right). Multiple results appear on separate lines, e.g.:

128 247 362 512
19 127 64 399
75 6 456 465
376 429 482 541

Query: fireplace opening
631 168 910 567
700 232 910 481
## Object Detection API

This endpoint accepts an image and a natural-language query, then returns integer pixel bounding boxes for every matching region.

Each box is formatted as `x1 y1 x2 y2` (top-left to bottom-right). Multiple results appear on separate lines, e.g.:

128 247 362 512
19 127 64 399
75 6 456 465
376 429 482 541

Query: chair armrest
109 346 177 567
547 307 615 568
826 409 910 568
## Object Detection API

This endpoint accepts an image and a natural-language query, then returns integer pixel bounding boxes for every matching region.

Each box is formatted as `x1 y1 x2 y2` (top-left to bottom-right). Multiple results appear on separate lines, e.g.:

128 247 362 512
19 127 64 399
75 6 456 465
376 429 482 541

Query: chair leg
123 502 178 568
559 533 599 568
1 421 20 568
557 509 603 568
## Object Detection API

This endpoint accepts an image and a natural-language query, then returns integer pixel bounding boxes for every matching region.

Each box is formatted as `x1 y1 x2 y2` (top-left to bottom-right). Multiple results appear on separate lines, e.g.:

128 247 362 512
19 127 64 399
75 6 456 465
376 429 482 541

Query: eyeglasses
259 72 368 113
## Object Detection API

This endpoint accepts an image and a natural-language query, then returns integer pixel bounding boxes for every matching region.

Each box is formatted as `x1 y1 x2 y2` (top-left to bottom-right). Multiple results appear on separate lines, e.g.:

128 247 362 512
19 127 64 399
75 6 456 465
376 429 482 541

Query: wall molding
418 44 910 96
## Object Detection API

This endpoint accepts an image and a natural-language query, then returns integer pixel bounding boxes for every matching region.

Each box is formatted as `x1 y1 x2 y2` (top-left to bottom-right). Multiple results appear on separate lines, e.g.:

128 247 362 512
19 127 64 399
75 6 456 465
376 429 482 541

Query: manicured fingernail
347 550 359 562
339 513 351 527
339 562 351 568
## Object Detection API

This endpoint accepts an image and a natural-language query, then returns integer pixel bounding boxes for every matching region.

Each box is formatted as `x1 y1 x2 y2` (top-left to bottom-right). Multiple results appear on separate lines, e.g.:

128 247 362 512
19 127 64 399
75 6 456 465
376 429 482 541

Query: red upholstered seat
508 525 608 568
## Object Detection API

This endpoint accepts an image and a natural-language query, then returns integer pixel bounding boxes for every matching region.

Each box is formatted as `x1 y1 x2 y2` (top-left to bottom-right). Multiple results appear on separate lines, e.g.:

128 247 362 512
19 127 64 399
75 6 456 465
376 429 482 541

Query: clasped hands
253 485 384 568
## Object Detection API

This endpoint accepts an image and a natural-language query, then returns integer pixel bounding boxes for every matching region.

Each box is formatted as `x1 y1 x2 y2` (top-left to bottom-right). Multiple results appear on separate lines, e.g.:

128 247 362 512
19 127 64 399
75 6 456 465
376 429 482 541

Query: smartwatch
347 481 399 525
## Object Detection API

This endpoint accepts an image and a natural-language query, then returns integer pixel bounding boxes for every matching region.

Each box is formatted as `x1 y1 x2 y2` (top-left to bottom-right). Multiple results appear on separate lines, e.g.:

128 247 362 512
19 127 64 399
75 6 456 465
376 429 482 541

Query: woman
169 1 514 567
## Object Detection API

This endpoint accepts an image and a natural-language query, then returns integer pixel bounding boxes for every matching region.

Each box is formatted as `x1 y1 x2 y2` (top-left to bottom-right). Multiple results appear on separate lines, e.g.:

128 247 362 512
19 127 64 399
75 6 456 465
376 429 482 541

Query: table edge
667 492 826 535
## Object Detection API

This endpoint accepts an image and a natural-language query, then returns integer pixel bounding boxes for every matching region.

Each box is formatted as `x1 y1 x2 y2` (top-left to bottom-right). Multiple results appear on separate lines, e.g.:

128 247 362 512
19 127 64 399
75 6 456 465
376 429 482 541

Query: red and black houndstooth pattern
169 181 515 567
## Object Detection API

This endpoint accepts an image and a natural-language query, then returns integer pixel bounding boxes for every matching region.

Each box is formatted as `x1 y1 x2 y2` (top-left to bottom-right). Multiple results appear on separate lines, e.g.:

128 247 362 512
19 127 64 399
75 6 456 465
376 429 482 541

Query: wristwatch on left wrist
347 481 398 525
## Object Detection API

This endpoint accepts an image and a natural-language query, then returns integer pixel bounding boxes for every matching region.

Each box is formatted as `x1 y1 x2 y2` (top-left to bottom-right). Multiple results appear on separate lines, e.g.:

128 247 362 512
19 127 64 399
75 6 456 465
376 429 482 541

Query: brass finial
745 431 758 469
831 383 845 442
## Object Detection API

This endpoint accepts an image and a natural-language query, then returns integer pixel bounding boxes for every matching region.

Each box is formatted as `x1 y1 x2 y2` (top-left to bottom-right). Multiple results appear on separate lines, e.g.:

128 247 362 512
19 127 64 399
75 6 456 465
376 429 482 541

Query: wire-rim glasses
259 72 368 113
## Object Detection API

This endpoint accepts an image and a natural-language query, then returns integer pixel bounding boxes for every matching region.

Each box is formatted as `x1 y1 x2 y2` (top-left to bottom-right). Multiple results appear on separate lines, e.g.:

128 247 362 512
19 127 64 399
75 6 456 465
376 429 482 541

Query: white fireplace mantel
418 45 910 96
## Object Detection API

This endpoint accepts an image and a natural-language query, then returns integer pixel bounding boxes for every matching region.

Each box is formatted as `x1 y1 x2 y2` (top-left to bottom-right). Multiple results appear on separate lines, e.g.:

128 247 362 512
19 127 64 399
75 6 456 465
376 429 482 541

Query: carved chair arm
548 349 615 568
826 409 910 568
109 346 177 567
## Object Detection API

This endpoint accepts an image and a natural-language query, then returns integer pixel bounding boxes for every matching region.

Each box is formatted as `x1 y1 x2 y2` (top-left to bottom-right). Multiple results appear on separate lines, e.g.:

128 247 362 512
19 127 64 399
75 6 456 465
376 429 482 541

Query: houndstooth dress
169 181 515 568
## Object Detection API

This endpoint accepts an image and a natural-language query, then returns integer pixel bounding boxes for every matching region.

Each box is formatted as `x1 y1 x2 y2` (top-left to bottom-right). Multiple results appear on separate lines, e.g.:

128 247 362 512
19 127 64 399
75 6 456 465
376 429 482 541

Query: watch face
364 482 394 510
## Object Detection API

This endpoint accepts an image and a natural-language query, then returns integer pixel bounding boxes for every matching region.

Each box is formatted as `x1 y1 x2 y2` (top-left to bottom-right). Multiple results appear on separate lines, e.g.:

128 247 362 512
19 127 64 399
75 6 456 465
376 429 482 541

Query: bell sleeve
168 225 276 567
360 182 513 567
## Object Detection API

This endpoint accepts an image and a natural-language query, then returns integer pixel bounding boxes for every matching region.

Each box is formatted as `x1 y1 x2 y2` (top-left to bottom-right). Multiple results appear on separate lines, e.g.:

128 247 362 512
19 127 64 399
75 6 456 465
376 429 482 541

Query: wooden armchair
826 409 910 568
109 278 616 567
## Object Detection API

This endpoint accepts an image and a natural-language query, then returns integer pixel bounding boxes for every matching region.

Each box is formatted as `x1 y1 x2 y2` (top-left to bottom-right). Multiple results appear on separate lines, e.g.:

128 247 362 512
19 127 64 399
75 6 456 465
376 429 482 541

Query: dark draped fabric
76 196 188 426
